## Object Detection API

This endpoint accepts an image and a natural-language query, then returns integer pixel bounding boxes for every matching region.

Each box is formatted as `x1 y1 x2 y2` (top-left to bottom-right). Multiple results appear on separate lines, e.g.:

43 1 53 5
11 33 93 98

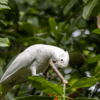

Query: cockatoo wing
0 51 35 85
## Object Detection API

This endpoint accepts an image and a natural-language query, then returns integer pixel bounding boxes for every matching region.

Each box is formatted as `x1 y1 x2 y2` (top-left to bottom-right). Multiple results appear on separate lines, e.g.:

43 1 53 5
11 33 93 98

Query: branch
30 59 68 98
49 59 68 100
49 59 68 84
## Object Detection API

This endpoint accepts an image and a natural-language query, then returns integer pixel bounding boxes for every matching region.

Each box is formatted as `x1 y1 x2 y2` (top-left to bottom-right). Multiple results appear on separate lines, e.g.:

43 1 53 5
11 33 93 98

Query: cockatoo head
52 50 69 68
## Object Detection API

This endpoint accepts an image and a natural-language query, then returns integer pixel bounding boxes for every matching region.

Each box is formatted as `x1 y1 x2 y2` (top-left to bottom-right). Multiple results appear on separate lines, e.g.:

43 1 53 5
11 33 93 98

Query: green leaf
92 28 100 34
73 98 100 100
95 71 100 78
49 17 57 34
42 81 63 96
45 37 56 45
76 91 86 97
0 0 8 4
21 22 34 36
0 38 10 47
82 0 89 4
92 4 100 16
95 61 100 73
28 17 40 28
83 0 97 20
63 0 78 15
76 18 87 28
68 15 82 33
67 77 98 90
0 20 7 26
13 95 54 100
0 84 2 96
56 23 62 34
88 54 100 64
0 4 10 10
29 76 63 96
6 92 14 100
28 76 46 90
72 77 98 88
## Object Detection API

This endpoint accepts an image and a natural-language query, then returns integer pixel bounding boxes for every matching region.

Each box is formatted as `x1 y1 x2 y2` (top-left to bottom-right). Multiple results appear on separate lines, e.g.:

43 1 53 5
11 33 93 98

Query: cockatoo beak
56 59 62 68
52 58 62 68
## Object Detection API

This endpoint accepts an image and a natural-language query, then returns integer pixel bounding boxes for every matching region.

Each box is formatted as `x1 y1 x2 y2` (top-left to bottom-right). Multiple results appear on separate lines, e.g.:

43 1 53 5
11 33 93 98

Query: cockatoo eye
61 59 63 61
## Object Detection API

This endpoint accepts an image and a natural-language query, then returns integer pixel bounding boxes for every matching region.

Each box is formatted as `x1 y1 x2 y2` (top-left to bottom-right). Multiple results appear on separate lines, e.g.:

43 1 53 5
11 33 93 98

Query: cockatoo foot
36 73 45 78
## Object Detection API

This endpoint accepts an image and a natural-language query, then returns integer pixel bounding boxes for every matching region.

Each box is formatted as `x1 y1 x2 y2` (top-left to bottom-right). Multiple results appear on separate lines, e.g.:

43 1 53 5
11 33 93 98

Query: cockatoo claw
37 73 46 78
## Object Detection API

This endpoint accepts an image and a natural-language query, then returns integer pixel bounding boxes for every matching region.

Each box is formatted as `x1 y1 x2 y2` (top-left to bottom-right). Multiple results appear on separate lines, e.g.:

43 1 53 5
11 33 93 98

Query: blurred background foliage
1 0 100 99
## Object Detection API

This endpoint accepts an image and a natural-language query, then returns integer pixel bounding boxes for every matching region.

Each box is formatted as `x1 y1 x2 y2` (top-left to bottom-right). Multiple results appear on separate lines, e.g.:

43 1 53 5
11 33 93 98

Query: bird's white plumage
0 44 69 99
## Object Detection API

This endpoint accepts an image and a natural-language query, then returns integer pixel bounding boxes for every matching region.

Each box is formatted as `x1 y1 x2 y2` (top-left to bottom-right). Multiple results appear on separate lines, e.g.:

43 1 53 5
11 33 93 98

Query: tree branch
49 59 68 84
29 59 68 97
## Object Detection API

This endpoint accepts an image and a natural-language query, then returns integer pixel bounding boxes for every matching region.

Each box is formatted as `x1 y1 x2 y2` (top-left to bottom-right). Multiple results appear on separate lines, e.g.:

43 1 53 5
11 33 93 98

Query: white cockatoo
0 44 69 99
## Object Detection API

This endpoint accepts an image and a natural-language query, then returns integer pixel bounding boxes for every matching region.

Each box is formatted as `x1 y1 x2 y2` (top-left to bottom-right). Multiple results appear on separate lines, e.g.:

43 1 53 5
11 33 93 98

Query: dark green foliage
88 54 100 64
83 0 97 20
29 76 63 96
73 98 100 100
67 77 98 90
1 0 100 99
13 95 54 100
42 81 63 96
0 85 2 96
29 76 46 90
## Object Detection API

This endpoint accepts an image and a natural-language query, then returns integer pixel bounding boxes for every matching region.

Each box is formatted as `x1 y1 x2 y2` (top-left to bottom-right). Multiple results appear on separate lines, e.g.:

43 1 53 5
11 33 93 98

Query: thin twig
49 59 68 100
63 84 66 100
49 59 68 84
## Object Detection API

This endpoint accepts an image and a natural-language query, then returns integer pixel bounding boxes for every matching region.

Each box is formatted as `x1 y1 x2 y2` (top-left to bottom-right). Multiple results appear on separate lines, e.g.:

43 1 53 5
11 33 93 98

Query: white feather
0 44 69 99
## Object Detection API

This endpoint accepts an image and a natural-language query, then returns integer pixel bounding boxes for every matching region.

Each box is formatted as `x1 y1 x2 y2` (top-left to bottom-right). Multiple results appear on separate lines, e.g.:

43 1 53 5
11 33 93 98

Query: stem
49 59 68 100
63 84 66 100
